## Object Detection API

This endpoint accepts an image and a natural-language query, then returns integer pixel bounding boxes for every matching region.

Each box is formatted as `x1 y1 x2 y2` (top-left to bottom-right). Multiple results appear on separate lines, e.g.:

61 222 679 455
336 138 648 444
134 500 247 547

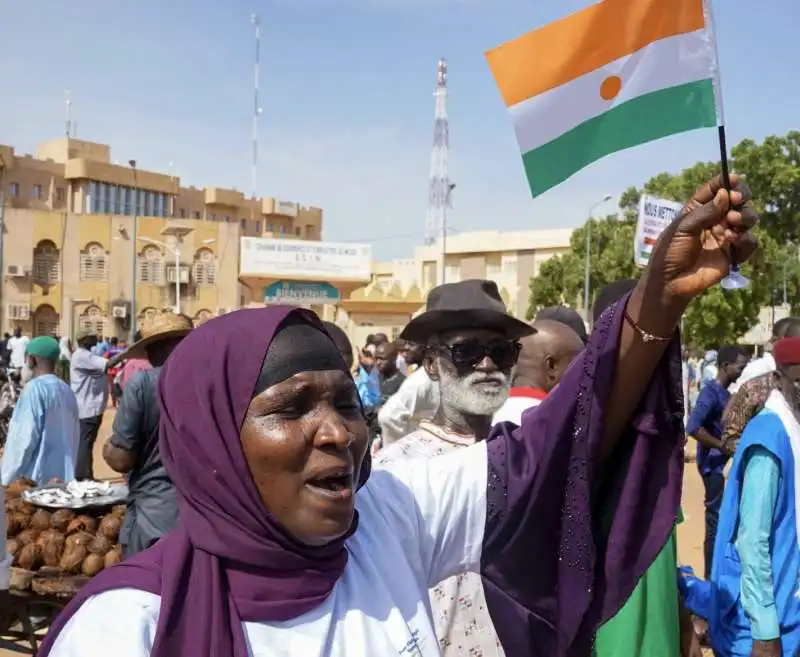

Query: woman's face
240 369 369 547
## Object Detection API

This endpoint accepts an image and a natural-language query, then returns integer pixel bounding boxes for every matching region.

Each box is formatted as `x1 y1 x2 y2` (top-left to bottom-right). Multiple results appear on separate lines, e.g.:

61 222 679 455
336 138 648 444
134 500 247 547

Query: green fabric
521 79 716 197
593 515 682 657
26 336 61 363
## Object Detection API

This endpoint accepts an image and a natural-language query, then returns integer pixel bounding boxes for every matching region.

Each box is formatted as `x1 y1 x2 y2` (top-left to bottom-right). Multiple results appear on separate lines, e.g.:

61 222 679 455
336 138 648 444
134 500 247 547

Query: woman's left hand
644 173 759 306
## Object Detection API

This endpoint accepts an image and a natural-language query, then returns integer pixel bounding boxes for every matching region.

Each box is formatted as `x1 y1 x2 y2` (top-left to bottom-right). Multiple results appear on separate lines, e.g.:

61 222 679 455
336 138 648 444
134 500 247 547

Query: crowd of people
0 173 794 656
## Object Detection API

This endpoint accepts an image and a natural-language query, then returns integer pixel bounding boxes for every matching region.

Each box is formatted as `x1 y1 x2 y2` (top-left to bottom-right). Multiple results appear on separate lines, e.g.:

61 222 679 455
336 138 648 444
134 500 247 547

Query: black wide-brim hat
400 279 536 344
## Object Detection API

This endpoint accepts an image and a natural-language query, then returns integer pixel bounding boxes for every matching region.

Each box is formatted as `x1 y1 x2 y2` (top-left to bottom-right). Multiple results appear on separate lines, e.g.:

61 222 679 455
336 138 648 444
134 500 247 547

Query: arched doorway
34 304 60 337
32 240 60 287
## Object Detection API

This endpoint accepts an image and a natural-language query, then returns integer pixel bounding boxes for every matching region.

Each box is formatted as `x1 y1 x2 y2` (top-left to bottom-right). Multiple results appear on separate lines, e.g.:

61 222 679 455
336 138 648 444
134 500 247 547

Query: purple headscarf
481 293 684 654
40 306 371 657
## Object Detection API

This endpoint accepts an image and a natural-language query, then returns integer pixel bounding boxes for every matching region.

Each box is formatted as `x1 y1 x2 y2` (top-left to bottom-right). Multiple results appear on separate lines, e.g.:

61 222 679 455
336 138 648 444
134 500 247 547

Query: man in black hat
376 279 533 656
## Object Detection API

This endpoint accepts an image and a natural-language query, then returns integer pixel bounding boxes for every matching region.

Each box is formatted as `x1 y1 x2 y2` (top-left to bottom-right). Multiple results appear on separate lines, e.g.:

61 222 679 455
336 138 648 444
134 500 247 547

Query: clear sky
0 0 795 259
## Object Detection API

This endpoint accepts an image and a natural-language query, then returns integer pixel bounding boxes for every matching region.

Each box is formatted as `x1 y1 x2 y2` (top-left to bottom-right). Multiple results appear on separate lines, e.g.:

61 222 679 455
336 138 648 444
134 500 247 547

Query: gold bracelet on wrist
624 309 673 343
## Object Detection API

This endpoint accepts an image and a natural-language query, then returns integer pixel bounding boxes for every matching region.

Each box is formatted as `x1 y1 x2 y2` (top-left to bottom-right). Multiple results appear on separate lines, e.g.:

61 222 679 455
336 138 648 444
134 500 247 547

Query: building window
192 248 217 286
56 187 66 202
9 182 19 198
294 226 301 236
98 182 107 213
32 240 60 285
34 305 59 337
79 242 108 281
138 245 165 284
78 305 107 337
255 221 261 233
193 211 201 219
194 309 213 326
179 208 186 218
209 213 216 221
501 255 518 275
32 184 43 199
137 306 158 330
223 215 230 223
105 185 116 214
240 219 247 230
266 223 273 233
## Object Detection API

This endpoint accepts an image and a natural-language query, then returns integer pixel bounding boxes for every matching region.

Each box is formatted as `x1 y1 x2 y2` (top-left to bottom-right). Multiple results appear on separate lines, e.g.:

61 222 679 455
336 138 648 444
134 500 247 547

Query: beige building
0 208 243 337
337 228 573 347
0 136 322 239
0 135 575 346
0 135 328 337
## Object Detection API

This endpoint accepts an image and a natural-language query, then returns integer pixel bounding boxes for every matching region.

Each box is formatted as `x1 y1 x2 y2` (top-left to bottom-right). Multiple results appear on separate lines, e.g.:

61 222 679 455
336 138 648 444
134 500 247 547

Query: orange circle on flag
600 75 622 101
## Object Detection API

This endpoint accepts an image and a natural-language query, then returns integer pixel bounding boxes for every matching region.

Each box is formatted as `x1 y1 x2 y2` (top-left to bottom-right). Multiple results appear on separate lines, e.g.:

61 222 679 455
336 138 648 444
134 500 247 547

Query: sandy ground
0 414 710 654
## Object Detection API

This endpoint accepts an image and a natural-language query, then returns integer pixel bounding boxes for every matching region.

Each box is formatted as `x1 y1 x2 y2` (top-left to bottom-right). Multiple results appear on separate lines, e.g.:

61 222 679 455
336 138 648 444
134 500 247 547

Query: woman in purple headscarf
40 174 757 657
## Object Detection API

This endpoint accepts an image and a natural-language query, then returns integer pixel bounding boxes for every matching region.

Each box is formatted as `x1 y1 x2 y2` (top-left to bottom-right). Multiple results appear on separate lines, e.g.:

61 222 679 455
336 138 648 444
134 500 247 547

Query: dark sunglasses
435 340 521 370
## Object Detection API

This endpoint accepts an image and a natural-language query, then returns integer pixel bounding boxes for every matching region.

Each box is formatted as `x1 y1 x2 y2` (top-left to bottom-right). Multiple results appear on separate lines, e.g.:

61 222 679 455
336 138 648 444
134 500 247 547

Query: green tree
526 214 638 318
526 132 800 347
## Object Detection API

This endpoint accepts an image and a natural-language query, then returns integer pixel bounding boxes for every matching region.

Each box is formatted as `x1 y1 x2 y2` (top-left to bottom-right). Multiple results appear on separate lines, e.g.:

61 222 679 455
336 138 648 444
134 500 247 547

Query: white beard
437 361 511 417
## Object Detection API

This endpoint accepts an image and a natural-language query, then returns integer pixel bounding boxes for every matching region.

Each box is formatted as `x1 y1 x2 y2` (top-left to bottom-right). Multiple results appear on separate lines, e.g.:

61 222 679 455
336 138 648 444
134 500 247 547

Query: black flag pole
718 125 731 191
707 0 749 289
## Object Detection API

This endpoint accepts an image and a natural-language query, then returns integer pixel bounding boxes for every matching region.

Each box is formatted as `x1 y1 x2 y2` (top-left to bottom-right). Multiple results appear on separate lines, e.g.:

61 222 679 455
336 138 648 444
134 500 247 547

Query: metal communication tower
251 14 262 203
425 59 452 282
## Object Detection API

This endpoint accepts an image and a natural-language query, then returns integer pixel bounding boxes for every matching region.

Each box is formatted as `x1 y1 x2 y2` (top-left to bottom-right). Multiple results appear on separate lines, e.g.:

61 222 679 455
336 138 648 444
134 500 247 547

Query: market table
1 568 88 655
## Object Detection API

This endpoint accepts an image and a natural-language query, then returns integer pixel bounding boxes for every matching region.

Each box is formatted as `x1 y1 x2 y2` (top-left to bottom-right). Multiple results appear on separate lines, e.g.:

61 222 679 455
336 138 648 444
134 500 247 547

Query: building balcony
204 187 245 208
65 158 177 195
262 197 298 217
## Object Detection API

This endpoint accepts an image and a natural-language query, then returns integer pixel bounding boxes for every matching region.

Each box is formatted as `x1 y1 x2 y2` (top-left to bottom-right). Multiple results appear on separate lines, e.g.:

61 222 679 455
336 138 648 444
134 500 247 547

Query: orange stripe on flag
485 0 706 108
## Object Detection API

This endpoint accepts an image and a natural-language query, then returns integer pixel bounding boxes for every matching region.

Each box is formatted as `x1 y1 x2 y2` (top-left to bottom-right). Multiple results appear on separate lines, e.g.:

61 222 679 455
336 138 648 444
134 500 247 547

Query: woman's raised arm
480 174 759 656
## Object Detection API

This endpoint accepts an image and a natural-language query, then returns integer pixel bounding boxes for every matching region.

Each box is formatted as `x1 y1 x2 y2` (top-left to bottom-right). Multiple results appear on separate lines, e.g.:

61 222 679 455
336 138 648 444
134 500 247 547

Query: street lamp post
129 160 138 343
138 235 214 314
0 153 6 333
583 194 613 323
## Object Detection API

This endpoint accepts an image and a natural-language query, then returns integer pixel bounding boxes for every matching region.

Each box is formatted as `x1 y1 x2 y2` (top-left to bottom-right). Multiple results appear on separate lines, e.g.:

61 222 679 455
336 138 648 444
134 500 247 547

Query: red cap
773 337 800 367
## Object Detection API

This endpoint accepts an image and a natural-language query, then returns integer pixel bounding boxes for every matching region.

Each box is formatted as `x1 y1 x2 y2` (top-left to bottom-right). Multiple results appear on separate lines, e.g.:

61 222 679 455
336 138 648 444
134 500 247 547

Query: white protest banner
634 195 684 267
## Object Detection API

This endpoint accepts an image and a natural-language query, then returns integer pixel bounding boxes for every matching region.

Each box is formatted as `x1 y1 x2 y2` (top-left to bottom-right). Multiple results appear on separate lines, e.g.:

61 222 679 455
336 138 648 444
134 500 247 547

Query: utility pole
129 160 138 343
0 153 6 333
65 90 73 138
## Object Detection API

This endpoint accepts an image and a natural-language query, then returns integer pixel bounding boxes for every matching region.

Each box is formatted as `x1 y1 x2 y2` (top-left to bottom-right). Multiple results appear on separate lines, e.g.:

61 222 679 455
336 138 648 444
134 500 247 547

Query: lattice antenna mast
425 58 451 260
251 14 262 205
65 90 73 138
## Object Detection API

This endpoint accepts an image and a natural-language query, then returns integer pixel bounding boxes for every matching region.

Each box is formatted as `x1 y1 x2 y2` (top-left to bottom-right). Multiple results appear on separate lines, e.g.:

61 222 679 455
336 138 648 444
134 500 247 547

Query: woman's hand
638 173 759 324
678 599 703 657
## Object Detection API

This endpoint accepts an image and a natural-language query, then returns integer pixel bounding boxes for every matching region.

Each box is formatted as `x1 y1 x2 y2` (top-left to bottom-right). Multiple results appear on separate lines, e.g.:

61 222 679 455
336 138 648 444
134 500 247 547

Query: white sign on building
633 195 683 267
240 237 372 281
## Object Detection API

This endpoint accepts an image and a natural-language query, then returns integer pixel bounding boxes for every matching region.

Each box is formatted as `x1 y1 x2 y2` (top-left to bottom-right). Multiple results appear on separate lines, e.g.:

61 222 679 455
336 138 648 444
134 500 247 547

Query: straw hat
119 311 193 360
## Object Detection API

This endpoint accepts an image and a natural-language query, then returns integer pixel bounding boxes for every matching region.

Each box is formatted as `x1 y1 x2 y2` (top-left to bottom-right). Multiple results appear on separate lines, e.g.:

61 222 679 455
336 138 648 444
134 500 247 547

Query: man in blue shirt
686 345 748 579
709 337 800 657
0 336 80 484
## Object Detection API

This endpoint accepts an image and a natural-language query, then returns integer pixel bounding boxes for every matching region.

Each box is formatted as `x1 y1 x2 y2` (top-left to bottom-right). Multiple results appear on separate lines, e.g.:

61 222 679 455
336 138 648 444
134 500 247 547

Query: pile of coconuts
4 478 124 578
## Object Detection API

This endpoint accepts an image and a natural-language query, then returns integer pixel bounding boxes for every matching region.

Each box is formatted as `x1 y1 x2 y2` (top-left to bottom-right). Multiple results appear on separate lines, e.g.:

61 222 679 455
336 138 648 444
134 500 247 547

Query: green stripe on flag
522 79 716 197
